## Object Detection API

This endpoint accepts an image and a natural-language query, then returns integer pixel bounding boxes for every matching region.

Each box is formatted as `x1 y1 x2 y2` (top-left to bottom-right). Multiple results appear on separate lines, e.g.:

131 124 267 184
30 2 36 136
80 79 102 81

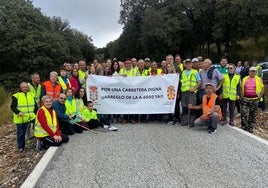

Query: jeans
16 122 31 150
222 99 236 122
194 112 220 129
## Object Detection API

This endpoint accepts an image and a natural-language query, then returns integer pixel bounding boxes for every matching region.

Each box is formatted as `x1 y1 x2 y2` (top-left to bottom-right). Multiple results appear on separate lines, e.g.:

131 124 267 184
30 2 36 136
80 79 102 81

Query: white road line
21 147 58 188
229 125 268 146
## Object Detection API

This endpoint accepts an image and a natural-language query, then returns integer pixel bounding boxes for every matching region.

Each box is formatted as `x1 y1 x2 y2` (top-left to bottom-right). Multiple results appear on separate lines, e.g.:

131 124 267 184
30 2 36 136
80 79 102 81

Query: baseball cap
185 58 191 62
249 66 257 71
192 58 198 62
205 83 214 88
144 58 150 61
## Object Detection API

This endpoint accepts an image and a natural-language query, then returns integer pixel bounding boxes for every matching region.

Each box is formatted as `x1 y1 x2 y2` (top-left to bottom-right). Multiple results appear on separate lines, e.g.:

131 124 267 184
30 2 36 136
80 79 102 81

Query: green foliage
0 86 8 107
0 0 95 90
104 0 268 61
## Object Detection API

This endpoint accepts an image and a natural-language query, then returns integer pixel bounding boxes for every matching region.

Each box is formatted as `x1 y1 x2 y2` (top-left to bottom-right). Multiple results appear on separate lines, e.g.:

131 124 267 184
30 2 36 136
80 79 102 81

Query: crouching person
81 101 118 131
188 83 222 134
34 95 69 151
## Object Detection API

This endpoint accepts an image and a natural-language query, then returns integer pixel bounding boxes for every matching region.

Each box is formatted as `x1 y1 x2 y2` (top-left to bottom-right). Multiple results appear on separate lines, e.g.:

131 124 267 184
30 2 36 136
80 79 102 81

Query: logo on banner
89 86 98 101
167 85 175 100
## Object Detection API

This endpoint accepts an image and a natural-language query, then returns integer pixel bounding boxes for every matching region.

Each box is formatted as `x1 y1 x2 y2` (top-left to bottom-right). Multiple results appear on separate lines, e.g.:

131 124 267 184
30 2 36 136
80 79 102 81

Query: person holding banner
180 59 201 126
164 62 177 124
119 58 139 124
137 59 150 123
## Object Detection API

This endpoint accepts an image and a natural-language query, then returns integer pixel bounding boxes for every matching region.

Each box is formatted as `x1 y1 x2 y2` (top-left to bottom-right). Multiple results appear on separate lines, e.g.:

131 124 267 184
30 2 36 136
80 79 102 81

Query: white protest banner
86 74 179 114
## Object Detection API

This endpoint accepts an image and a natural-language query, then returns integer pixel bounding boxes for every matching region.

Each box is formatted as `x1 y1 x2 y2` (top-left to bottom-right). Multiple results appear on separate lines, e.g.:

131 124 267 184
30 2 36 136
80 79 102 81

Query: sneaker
130 119 137 124
221 120 227 126
108 126 118 131
120 119 127 124
18 148 24 153
229 121 235 126
166 121 173 125
208 127 217 134
235 113 241 117
103 125 109 129
36 139 43 151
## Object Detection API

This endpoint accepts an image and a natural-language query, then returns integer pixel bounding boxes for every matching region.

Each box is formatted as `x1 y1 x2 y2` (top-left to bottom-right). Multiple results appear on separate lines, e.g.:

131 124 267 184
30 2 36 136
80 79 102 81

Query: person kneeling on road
188 83 222 134
34 95 69 151
81 101 118 131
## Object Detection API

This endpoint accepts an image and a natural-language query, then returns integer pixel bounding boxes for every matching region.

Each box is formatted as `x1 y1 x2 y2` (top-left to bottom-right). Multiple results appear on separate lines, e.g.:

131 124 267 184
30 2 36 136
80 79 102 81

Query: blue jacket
52 101 69 122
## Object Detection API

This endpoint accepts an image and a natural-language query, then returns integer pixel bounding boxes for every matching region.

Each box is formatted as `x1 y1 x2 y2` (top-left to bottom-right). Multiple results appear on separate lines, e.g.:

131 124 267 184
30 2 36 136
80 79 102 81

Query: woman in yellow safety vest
34 95 69 151
220 64 241 126
65 88 85 133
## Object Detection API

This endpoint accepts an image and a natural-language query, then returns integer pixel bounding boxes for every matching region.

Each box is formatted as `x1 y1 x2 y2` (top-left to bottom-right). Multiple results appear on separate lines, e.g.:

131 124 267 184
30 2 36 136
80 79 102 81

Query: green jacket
82 108 97 122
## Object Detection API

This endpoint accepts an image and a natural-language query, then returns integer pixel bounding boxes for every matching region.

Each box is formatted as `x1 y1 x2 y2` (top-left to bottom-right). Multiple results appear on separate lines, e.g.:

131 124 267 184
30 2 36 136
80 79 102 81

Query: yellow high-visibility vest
13 92 35 124
65 99 77 116
222 74 240 101
28 83 41 107
119 68 139 77
34 106 57 137
180 69 198 92
58 76 71 92
241 75 263 101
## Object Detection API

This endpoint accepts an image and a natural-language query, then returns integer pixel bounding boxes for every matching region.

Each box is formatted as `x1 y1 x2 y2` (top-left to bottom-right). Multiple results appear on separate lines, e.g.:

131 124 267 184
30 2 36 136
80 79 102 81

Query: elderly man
240 66 264 133
199 58 224 98
11 82 38 152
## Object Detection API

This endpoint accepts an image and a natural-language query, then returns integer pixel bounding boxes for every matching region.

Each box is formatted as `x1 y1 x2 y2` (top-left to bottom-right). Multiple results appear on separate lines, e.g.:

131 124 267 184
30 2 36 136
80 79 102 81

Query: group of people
11 54 265 152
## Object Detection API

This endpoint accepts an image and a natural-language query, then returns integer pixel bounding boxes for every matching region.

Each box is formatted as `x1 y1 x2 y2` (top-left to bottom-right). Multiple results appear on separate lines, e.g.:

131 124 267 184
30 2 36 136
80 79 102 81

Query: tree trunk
207 42 210 57
224 41 230 56
216 41 222 56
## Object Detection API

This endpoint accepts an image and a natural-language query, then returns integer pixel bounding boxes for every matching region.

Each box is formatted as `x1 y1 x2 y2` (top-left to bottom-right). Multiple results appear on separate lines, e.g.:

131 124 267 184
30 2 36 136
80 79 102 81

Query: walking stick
74 122 98 134
188 73 194 128
188 94 191 128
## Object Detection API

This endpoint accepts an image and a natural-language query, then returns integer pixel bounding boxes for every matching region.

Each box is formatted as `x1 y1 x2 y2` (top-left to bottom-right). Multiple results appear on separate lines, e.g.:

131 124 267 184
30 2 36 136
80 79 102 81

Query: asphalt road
35 123 268 188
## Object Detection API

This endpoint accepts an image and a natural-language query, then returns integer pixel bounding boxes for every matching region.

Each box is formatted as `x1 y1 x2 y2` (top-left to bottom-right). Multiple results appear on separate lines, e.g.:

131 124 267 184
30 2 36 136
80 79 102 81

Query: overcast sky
32 0 123 48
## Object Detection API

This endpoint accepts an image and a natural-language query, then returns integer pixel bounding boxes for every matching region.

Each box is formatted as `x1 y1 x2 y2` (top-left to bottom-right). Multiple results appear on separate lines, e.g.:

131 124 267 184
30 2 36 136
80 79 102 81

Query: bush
0 87 12 125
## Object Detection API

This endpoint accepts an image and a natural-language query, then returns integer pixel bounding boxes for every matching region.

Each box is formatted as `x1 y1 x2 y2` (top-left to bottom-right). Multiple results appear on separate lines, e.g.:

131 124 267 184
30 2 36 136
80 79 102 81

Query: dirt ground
0 123 45 188
0 111 268 187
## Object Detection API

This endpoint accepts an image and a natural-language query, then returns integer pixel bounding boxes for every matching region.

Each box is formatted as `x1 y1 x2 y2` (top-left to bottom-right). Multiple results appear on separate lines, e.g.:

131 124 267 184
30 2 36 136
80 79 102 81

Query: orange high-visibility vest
202 93 222 120
42 81 62 99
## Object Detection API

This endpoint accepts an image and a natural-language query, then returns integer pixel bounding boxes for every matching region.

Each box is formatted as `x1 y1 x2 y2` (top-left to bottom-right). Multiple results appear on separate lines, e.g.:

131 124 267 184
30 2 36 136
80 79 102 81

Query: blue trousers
16 122 31 150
